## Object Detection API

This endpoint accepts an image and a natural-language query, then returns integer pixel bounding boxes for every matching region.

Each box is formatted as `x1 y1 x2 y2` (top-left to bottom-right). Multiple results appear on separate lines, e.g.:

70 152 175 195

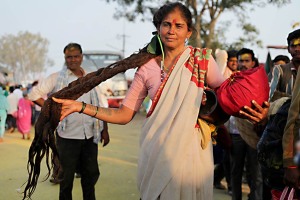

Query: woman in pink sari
17 91 33 139
53 2 269 199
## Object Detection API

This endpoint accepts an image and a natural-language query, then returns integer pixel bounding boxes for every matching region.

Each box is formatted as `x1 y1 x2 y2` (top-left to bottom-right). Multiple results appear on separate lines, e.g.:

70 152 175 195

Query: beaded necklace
160 60 165 82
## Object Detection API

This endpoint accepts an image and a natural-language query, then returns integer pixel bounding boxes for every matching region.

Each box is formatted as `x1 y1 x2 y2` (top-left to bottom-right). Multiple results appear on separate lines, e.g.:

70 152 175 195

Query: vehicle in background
81 51 128 108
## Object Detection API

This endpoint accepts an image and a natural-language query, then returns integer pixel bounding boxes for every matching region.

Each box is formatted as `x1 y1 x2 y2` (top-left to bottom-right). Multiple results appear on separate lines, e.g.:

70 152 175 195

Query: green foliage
103 0 291 51
0 31 53 84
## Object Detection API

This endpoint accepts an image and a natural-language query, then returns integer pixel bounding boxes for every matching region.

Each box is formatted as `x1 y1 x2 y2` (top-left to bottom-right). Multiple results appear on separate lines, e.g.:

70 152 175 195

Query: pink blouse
122 52 225 112
122 58 162 111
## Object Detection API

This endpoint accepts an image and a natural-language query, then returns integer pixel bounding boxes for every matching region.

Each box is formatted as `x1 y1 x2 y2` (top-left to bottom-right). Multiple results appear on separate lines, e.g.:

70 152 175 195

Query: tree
0 31 54 85
104 0 290 51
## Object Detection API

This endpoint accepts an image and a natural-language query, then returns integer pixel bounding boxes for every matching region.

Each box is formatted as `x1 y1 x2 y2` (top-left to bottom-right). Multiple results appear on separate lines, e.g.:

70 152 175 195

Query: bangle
287 166 298 169
93 106 99 117
79 101 86 113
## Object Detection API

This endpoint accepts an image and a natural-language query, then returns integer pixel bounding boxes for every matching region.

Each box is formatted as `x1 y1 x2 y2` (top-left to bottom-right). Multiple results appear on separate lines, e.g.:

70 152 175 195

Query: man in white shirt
28 43 109 200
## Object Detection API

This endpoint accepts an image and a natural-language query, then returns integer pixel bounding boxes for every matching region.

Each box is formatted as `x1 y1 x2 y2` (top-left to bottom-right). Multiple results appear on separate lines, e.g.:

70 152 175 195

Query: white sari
138 47 214 200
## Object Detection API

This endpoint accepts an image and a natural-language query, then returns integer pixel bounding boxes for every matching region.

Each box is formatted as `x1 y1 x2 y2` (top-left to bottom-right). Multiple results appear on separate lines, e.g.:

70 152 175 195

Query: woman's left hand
238 100 270 126
52 97 81 121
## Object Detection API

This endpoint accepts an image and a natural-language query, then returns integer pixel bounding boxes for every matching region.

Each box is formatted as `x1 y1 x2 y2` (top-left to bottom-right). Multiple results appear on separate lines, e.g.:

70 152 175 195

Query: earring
185 38 189 46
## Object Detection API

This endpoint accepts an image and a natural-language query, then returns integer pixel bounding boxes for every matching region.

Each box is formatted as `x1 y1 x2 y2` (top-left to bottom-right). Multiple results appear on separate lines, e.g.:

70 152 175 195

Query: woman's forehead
163 10 186 24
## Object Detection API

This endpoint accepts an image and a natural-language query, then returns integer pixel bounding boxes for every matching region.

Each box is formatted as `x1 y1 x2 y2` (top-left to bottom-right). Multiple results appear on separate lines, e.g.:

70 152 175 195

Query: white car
81 51 128 107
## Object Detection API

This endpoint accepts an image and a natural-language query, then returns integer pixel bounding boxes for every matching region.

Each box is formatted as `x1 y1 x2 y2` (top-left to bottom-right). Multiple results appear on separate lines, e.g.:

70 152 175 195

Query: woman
53 2 269 199
17 90 33 140
0 87 10 143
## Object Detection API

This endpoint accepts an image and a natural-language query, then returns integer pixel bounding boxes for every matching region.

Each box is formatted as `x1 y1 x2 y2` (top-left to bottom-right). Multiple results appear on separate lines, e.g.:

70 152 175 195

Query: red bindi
172 19 177 24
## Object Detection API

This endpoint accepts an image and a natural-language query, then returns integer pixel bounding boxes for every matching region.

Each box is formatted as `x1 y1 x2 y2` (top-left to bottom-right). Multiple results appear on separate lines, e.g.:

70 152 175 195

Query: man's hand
238 100 270 126
100 129 110 147
284 167 300 188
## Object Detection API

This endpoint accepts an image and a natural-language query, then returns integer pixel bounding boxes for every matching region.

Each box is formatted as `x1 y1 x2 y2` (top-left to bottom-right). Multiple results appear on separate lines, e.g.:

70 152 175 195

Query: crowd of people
0 83 40 142
212 28 300 200
1 2 299 200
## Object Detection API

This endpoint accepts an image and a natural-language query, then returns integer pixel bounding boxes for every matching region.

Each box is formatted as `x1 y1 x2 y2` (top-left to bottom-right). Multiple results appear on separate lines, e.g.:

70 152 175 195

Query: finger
59 111 68 121
242 105 259 117
103 140 108 147
104 138 110 147
250 100 264 112
52 97 63 103
262 101 270 108
239 110 259 124
60 114 66 121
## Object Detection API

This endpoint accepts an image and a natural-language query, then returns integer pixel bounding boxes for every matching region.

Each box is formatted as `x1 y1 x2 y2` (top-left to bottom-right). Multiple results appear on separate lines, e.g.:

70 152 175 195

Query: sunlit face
158 8 192 52
238 53 255 71
274 60 288 66
288 37 300 61
227 57 238 71
64 48 83 70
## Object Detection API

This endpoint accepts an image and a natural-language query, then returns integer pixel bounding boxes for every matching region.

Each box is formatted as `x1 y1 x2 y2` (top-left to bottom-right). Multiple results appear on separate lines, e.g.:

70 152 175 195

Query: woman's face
158 8 192 52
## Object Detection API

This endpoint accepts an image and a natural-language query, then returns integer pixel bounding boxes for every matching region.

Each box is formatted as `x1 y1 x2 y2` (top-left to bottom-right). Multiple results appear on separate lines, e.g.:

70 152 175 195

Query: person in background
214 49 238 196
16 90 33 140
230 48 263 200
281 29 300 196
52 3 269 199
13 85 23 100
29 81 42 125
1 84 9 97
28 42 110 199
253 29 300 200
0 87 10 143
6 86 18 133
273 55 290 66
269 29 300 102
267 55 290 82
226 50 239 76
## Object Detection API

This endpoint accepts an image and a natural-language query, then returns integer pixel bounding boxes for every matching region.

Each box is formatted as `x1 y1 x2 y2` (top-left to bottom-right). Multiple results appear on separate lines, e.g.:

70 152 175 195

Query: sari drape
138 47 214 200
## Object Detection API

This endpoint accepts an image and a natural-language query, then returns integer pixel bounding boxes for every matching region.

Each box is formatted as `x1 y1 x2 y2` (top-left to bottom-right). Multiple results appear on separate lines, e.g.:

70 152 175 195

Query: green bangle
93 106 99 117
79 101 86 113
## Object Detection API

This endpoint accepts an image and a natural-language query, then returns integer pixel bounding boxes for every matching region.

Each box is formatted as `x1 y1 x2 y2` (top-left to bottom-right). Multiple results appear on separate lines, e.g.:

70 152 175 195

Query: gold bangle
79 101 86 113
93 106 99 117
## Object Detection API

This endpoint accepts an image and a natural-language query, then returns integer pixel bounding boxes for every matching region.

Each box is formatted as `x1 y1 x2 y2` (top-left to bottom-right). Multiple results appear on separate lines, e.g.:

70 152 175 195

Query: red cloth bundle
216 66 270 116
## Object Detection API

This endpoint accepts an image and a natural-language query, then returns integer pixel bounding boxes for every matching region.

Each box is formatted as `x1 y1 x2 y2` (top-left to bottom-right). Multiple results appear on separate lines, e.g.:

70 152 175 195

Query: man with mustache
269 29 300 102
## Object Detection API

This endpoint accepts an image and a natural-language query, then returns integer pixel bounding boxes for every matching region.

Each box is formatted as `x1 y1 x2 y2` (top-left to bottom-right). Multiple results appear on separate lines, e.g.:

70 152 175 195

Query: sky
1 0 300 80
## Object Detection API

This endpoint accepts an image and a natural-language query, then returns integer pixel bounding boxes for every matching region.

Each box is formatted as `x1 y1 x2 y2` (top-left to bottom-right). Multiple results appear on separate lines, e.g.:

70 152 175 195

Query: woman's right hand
52 97 81 121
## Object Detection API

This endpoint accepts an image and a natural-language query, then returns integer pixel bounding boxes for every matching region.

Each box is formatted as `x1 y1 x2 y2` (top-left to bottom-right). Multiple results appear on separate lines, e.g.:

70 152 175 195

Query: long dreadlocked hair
22 46 157 199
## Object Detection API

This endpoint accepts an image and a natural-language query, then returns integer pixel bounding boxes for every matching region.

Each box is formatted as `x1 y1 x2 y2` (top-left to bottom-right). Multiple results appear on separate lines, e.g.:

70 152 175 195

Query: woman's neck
163 46 187 70
164 46 186 58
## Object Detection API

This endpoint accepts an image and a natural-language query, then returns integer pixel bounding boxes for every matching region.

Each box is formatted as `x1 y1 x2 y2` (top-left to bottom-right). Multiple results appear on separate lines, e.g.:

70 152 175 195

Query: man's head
63 43 83 70
227 50 238 72
273 55 290 66
237 48 256 71
287 29 300 61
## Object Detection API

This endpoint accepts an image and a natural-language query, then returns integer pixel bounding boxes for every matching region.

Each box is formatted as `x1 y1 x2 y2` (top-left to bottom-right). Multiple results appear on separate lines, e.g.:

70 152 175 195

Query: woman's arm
52 97 136 125
206 55 226 89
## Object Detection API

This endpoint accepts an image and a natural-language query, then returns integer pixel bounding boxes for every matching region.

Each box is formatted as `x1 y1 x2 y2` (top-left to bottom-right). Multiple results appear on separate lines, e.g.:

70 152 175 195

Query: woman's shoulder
137 58 160 73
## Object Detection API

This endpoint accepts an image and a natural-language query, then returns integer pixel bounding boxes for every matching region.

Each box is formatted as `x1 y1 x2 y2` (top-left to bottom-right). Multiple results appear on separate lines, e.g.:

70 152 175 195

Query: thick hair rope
22 48 156 199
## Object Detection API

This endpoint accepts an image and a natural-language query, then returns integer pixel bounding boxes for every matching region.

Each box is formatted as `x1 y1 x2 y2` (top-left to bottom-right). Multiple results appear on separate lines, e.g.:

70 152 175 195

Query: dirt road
0 112 248 200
